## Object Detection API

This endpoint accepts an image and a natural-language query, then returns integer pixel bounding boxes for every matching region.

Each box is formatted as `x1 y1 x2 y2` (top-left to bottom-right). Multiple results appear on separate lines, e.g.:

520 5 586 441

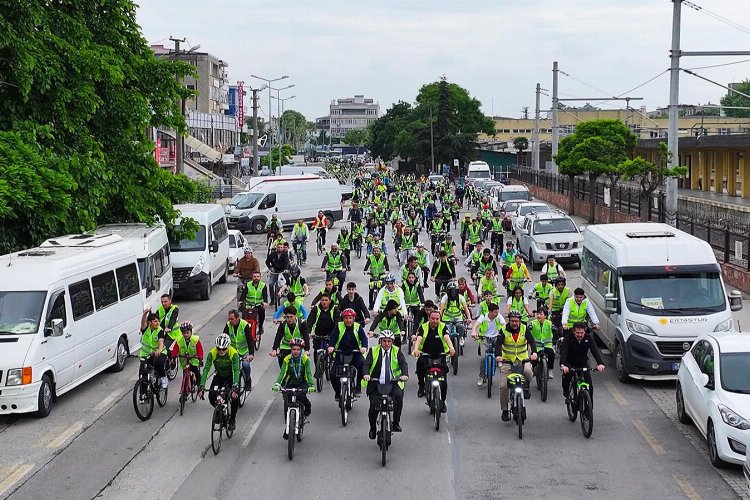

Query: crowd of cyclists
136 166 606 449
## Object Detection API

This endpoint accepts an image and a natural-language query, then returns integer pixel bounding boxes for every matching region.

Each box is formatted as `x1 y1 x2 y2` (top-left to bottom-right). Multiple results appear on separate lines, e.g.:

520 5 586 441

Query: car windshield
519 205 549 216
0 291 46 334
533 218 578 234
235 193 263 209
504 202 522 213
169 224 207 252
500 191 529 202
721 353 750 394
468 170 491 179
622 272 726 316
228 193 247 206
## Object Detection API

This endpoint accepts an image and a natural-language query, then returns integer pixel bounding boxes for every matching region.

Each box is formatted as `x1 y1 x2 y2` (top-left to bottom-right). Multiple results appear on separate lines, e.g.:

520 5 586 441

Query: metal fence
511 166 750 271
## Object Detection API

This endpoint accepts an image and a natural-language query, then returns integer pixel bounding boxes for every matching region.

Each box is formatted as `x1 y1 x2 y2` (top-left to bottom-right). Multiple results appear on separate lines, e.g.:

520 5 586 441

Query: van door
209 215 230 282
42 289 76 390
257 193 277 220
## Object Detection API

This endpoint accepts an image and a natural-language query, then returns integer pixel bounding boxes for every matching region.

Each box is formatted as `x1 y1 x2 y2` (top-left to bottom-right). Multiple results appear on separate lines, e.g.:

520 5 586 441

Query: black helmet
507 310 522 319
289 264 301 277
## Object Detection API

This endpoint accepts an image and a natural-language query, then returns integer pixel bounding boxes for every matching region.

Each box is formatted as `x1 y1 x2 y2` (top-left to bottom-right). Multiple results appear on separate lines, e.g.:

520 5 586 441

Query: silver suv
517 211 582 270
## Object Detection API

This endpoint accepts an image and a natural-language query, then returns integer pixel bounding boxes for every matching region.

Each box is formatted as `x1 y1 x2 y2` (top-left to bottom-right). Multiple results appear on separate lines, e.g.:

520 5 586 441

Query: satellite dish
259 134 268 147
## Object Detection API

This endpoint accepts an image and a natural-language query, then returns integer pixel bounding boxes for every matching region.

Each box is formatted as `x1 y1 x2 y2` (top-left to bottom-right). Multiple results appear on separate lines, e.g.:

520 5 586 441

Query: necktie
384 350 391 384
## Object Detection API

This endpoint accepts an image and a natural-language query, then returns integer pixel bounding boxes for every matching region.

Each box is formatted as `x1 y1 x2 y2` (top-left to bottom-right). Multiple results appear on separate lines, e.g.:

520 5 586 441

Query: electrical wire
558 70 613 98
685 59 750 70
683 1 750 36
590 69 670 107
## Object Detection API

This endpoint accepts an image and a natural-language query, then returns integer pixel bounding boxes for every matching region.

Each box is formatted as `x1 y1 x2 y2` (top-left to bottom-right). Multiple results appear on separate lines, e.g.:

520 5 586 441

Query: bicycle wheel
255 330 262 351
167 357 178 381
486 358 493 399
156 385 168 407
324 356 331 381
225 405 235 439
179 393 186 416
516 394 524 440
579 390 594 438
566 389 578 422
380 414 388 467
211 407 223 455
287 408 297 460
238 375 249 408
190 374 198 403
297 411 305 442
340 383 349 427
540 358 548 403
133 380 154 421
315 353 324 393
451 351 459 375
432 385 441 431
317 238 323 256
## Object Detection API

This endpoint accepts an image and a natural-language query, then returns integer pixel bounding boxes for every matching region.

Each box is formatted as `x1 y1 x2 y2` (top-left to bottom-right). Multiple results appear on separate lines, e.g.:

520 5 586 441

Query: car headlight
718 405 750 430
5 367 31 386
714 318 733 332
626 319 656 336
189 256 205 277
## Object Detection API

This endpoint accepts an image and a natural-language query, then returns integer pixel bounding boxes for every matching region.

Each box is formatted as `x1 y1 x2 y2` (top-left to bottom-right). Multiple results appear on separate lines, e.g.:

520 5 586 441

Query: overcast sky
136 0 750 121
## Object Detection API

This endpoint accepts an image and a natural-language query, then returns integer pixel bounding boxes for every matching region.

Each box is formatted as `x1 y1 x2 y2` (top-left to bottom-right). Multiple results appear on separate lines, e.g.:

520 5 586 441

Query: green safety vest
551 287 571 311
276 354 313 386
292 224 308 239
502 250 517 266
478 316 504 337
529 319 554 349
378 314 400 334
175 334 201 367
432 259 454 278
338 233 351 251
368 254 387 277
418 322 450 353
407 216 420 229
501 325 530 363
320 287 340 305
441 297 463 321
467 224 481 244
479 276 498 296
287 277 304 297
157 305 180 339
353 224 365 238
402 282 421 306
365 346 404 389
139 326 166 359
566 298 589 327
534 282 553 301
280 321 303 350
283 297 305 318
510 296 529 322
431 219 444 233
478 258 495 274
326 252 344 272
310 306 335 334
544 263 562 281
401 265 419 282
492 219 504 232
481 209 492 220
414 250 429 267
245 281 266 307
379 287 402 310
509 263 527 282
401 233 415 250
227 319 250 356
335 322 362 349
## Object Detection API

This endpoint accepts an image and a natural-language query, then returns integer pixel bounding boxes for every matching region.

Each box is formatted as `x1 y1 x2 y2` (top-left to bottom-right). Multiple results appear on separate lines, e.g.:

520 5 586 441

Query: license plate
174 283 181 290
672 362 681 371
556 253 571 258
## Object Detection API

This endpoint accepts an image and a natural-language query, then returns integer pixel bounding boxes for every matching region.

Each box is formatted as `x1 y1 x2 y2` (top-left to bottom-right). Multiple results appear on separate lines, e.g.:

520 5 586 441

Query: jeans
499 361 533 410
241 359 252 387
330 353 364 397
368 383 403 429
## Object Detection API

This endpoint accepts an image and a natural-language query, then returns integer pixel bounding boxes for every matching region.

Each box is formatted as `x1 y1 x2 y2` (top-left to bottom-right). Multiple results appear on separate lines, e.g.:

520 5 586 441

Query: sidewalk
678 188 750 212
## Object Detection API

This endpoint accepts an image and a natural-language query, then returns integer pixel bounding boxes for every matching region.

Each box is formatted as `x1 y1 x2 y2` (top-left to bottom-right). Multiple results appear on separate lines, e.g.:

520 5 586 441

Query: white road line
242 398 274 448
0 464 34 497
47 421 83 449
94 390 120 410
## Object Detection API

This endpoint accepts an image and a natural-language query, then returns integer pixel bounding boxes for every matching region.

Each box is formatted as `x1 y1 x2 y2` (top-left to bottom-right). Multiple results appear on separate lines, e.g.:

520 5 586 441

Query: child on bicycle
272 337 316 438
170 321 204 385
528 308 555 380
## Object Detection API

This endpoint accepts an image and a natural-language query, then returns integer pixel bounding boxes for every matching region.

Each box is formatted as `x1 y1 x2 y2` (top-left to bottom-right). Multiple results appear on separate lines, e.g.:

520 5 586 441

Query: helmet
341 226 348 233
289 337 306 348
465 213 471 218
215 333 231 349
179 321 194 332
383 274 395 283
416 241 424 247
289 264 301 277
484 204 490 209
445 233 453 239
243 246 253 254
379 330 396 340
507 310 522 319
506 241 514 247
342 308 356 318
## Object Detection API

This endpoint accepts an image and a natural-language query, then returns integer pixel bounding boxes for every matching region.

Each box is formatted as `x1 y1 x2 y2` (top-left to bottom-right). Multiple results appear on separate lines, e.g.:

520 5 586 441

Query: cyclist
233 246 260 280
337 227 353 271
490 212 505 255
169 321 204 386
321 242 347 284
399 255 421 284
352 220 366 255
240 271 269 336
311 277 342 307
528 307 556 379
465 215 483 255
472 248 498 283
364 245 390 279
369 233 387 257
506 286 532 326
495 310 538 422
271 306 311 368
506 253 531 296
464 241 485 274
340 282 371 330
477 289 501 317
499 241 518 287
541 254 567 282
478 268 500 299
457 277 476 306
347 200 364 233
266 213 284 234
471 301 506 386
363 330 409 438
402 271 425 330
266 241 291 297
279 264 309 299
223 310 255 391
532 274 553 311
562 288 600 333
560 322 605 405
198 334 241 431
306 294 340 365
460 213 472 252
430 250 456 298
311 210 329 246
397 227 416 266
139 308 168 390
273 337 315 438
428 211 446 255
412 242 431 288
291 219 309 263
413 310 455 413
374 274 407 316
370 299 406 346
273 291 308 322
328 308 368 401
156 294 180 348
548 277 571 334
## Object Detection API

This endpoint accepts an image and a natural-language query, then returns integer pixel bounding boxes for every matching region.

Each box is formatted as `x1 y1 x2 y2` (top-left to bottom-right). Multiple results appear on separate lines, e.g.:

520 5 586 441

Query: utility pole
430 106 436 174
666 0 682 226
170 36 187 175
252 88 259 176
533 83 541 170
551 61 559 167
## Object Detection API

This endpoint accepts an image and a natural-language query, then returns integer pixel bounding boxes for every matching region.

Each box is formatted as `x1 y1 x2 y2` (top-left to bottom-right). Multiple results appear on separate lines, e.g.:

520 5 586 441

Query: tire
530 250 541 271
287 408 297 460
676 384 692 425
218 262 228 284
109 336 128 373
237 375 247 408
516 394 524 439
487 359 493 399
167 356 179 381
199 275 212 301
211 408 223 455
156 386 168 407
540 357 548 403
433 385 441 431
579 390 594 438
324 212 335 229
614 342 631 383
566 390 578 422
380 414 388 467
315 354 324 393
226 407 235 439
179 393 186 416
340 383 349 427
707 420 728 468
133 380 154 421
451 352 459 376
255 331 262 351
297 414 304 442
251 219 265 234
324 356 331 381
35 374 53 418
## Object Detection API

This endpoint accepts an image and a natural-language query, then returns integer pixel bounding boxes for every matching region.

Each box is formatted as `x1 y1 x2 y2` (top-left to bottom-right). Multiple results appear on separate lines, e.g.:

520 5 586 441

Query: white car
228 229 247 272
676 332 750 467
511 202 550 235
745 454 750 493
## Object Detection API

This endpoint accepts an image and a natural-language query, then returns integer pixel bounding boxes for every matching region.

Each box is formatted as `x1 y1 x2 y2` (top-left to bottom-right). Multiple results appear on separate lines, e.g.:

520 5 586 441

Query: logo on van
664 317 708 324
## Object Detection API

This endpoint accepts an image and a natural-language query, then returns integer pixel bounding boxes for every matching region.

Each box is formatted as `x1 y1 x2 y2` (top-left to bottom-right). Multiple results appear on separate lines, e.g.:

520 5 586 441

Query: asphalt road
1 199 748 500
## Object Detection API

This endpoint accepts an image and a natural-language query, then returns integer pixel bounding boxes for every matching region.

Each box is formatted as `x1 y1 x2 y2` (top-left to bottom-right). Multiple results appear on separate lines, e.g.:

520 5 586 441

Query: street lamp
250 74 289 170
272 94 296 145
270 85 295 161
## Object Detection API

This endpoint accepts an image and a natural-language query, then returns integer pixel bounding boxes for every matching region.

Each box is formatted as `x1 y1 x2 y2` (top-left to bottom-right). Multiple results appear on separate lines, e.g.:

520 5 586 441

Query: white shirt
374 286 408 316
561 298 600 326
378 347 394 384
476 313 506 339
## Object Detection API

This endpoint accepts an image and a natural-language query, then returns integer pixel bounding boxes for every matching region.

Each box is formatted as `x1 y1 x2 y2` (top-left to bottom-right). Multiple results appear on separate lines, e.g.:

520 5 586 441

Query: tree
368 101 414 161
621 142 687 222
0 1 207 252
280 109 308 152
513 137 529 165
260 144 293 168
720 80 750 118
555 120 637 223
343 128 370 155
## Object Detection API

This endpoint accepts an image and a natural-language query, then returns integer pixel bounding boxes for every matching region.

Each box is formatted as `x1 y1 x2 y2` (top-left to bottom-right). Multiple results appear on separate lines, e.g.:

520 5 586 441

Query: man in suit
362 330 409 439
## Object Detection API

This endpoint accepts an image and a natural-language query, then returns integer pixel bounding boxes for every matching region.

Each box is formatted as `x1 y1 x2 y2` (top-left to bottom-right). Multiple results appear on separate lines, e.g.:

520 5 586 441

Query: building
317 95 379 138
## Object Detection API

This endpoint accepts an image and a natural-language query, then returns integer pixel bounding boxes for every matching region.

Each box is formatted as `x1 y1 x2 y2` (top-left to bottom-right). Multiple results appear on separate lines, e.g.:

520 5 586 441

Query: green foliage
720 80 750 118
555 120 637 177
281 109 308 151
621 142 688 195
513 137 529 153
260 144 294 168
0 0 201 252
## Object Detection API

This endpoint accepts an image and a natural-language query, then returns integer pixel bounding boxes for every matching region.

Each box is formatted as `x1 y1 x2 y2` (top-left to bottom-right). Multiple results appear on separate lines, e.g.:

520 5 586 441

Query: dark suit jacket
364 346 409 395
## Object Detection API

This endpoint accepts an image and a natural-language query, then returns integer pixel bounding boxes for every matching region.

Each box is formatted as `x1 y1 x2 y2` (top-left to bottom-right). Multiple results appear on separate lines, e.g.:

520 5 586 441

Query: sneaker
369 428 377 440
459 337 465 347
440 401 447 413
548 370 554 380
353 391 362 398
392 423 403 432
501 410 510 422
304 407 311 417
228 420 236 431
283 431 289 440
477 377 486 387
417 388 425 398
160 377 169 389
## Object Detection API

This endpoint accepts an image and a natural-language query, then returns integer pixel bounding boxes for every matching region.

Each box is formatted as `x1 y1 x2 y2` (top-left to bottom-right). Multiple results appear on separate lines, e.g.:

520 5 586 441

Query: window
116 263 140 299
69 279 94 320
700 344 715 386
211 217 228 243
719 128 731 136
581 248 616 297
46 290 67 328
259 194 276 210
162 243 170 269
92 271 119 310
153 248 164 278
229 234 236 248
690 340 707 365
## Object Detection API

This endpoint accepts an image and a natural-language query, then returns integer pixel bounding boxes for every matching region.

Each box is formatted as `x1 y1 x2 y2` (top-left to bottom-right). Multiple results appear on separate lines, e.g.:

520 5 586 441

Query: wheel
451 352 459 375
676 384 692 424
432 385 441 431
156 385 168 407
707 420 728 468
179 393 186 415
211 408 223 455
287 408 297 460
516 394 524 439
190 377 198 403
530 250 541 271
540 357 548 403
566 390 578 422
324 212 335 228
380 414 388 467
219 261 228 284
35 374 53 418
579 390 594 438
109 336 128 372
225 407 235 439
324 357 331 381
487 362 493 399
133 380 154 421
297 412 305 442
199 275 212 301
255 331 262 351
340 384 349 427
251 219 265 234
614 342 631 383
237 375 247 408
167 356 179 381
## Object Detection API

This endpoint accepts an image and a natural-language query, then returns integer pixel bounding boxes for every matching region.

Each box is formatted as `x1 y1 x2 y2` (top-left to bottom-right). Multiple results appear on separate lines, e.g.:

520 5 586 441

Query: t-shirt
421 325 445 357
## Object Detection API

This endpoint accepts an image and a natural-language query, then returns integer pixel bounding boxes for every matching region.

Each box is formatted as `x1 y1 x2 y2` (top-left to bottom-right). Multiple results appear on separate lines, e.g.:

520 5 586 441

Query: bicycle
268 271 282 309
133 358 168 421
354 234 363 259
267 229 281 255
506 362 530 440
368 276 384 310
476 335 496 399
242 306 262 351
209 384 237 455
374 381 397 467
178 356 201 416
237 357 252 408
280 387 308 460
313 336 332 393
420 354 447 431
316 229 325 256
445 318 467 375
533 349 549 403
334 350 360 427
293 239 307 264
166 351 179 381
565 367 596 438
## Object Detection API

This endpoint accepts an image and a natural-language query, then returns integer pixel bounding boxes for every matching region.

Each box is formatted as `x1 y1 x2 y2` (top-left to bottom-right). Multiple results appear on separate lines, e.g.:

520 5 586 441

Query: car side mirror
47 318 64 338
699 372 713 390
210 240 219 253
604 293 618 314
729 290 743 312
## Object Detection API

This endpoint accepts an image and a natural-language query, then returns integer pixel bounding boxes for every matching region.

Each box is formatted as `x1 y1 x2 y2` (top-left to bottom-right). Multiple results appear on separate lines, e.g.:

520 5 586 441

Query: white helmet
379 330 396 340
243 246 253 254
215 333 231 349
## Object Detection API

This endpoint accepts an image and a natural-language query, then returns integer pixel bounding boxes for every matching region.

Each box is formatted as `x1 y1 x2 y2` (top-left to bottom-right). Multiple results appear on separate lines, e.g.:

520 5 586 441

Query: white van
581 223 743 382
490 184 532 211
275 165 330 177
466 161 492 184
93 224 173 312
0 234 143 417
170 204 230 301
227 177 343 234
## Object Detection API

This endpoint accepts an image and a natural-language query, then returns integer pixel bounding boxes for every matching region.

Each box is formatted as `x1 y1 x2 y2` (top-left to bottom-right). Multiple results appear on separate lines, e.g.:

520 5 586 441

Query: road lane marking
47 421 83 449
447 430 452 444
0 464 34 497
604 381 628 406
242 398 274 448
33 425 67 448
633 419 666 455
674 475 701 500
94 390 120 410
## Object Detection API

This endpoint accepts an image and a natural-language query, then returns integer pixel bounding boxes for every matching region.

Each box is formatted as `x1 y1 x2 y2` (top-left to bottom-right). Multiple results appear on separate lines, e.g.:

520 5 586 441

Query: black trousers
139 355 166 392
416 356 448 401
208 375 239 422
562 369 593 401
368 383 404 428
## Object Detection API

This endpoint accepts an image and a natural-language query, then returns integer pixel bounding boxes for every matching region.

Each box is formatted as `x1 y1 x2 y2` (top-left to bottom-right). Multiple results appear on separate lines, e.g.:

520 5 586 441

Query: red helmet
342 308 357 318
483 203 490 209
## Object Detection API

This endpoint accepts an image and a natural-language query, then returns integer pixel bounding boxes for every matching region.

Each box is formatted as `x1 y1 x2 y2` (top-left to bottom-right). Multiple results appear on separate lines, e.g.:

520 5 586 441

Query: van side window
581 248 616 297
153 248 165 278
69 280 94 320
211 217 228 243
46 291 67 328
116 263 140 299
92 271 119 310
259 193 276 210
162 243 171 269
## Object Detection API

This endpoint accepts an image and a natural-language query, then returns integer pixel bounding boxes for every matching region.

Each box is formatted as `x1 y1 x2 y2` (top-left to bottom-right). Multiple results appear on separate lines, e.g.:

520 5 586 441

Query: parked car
677 332 750 467
499 200 526 231
511 202 551 235
228 229 246 272
517 211 583 270
744 454 750 492
428 174 445 185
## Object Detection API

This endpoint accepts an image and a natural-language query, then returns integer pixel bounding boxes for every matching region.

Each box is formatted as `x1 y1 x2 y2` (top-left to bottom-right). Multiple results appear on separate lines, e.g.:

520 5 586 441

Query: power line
685 58 750 70
683 1 750 36
558 70 612 97
590 69 669 107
